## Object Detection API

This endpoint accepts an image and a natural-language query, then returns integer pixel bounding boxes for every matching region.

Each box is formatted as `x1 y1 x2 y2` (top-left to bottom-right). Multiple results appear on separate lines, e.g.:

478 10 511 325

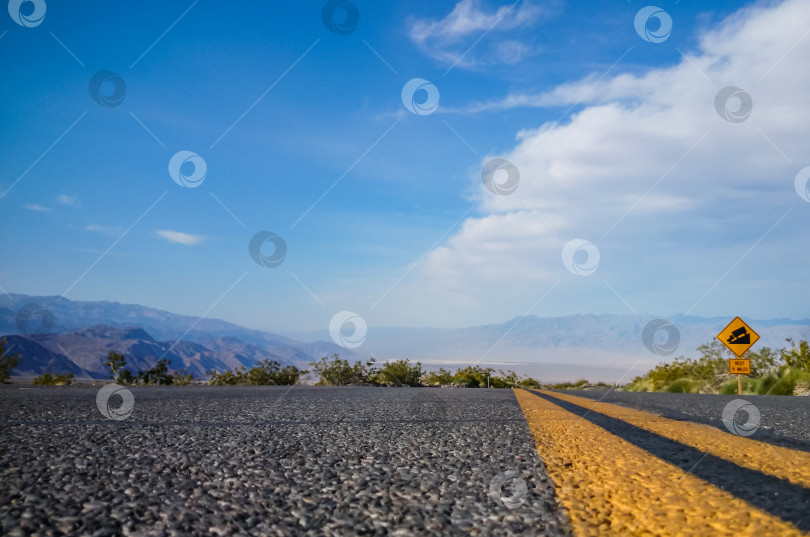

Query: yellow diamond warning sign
717 317 760 358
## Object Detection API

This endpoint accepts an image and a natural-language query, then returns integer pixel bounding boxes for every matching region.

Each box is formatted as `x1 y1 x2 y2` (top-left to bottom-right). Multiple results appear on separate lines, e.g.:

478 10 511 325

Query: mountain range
0 294 353 380
2 293 809 382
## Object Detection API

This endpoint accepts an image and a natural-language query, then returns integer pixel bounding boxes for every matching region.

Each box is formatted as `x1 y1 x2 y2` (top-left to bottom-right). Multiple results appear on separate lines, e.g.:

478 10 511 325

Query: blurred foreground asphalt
3 385 809 536
0 386 570 536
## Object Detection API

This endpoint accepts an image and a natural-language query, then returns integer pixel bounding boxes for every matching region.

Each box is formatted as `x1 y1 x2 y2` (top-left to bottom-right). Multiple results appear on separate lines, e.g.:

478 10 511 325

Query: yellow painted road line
513 389 807 536
543 389 810 490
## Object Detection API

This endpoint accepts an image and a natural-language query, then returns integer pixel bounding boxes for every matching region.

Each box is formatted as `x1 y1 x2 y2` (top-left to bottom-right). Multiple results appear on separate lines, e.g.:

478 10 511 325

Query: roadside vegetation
309 354 541 388
207 359 307 386
31 337 807 395
106 351 194 386
1 341 543 388
310 354 379 385
625 339 810 395
32 372 75 385
1 338 77 385
0 338 22 383
546 379 612 390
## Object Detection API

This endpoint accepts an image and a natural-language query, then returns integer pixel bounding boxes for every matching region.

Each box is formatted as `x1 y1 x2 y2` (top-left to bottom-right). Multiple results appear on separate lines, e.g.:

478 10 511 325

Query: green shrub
624 378 654 392
173 372 194 386
207 360 306 386
636 342 729 392
781 339 810 372
135 358 174 385
665 377 714 393
117 369 135 385
104 352 197 385
665 378 697 393
423 368 454 386
0 338 22 383
310 354 376 386
519 377 541 388
453 366 494 388
761 368 810 396
488 376 510 388
719 376 764 395
492 370 522 388
719 379 736 395
33 372 74 386
105 351 128 381
756 374 782 395
247 360 307 385
549 379 591 390
207 366 247 385
629 339 810 395
374 359 422 386
454 377 479 388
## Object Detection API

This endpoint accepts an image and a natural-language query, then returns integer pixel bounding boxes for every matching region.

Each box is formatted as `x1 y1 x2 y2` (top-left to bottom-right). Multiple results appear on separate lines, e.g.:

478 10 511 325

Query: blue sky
1 0 809 334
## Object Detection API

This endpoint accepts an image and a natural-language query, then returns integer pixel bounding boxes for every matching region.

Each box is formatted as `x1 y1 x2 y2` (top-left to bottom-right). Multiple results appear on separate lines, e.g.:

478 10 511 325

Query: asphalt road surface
1 386 809 536
555 387 810 450
518 389 810 535
0 386 570 536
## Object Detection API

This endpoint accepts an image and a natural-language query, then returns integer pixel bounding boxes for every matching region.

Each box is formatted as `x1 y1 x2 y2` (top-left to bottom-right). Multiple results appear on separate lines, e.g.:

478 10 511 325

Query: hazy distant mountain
295 313 810 382
1 325 282 379
0 293 300 348
0 293 354 377
3 293 808 382
294 313 810 357
201 336 308 370
1 335 93 378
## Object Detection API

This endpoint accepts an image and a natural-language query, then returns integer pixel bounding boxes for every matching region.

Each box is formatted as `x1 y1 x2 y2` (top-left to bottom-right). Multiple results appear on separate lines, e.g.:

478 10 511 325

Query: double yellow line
514 389 810 536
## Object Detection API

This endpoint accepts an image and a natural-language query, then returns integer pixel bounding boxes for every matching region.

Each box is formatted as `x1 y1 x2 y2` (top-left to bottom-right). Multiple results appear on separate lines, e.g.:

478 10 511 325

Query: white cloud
23 203 49 211
57 194 79 207
408 0 546 67
377 0 810 326
155 229 205 245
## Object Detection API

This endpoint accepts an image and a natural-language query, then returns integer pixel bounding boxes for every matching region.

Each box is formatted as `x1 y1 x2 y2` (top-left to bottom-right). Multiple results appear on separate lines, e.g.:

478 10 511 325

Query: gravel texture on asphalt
0 386 572 537
556 388 810 451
